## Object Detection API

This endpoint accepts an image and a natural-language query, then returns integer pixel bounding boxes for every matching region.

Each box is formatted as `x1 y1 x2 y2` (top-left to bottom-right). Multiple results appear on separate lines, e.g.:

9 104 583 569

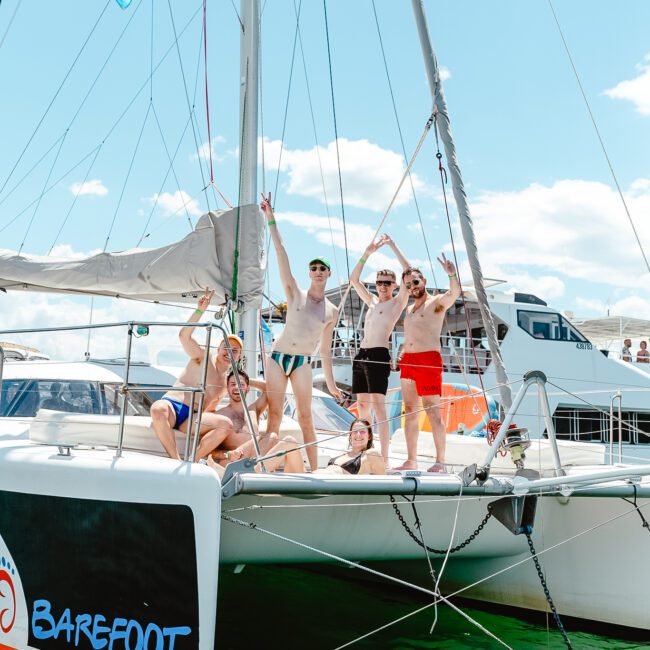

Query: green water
216 564 649 649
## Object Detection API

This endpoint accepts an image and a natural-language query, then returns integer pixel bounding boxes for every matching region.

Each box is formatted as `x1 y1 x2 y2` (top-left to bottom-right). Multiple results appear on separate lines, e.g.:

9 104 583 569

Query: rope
222 513 514 650
547 0 650 277
0 0 22 50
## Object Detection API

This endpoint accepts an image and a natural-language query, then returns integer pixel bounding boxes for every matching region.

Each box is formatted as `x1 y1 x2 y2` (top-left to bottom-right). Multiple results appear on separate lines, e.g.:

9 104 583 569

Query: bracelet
359 256 367 264
194 308 204 316
224 451 230 460
267 220 276 226
448 273 457 278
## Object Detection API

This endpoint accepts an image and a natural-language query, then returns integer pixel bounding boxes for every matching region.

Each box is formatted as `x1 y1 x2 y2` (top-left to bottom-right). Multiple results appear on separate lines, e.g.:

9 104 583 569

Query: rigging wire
293 0 345 312
322 0 354 322
271 0 302 207
0 0 111 198
167 0 214 212
0 0 22 50
547 0 650 276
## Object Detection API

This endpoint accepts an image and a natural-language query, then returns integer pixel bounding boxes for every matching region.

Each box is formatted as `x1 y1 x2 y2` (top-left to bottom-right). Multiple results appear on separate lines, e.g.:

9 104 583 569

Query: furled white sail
0 204 265 307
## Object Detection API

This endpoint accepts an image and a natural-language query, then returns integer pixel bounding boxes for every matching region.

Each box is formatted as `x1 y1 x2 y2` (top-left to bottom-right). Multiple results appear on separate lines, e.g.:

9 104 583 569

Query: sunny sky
1 0 650 361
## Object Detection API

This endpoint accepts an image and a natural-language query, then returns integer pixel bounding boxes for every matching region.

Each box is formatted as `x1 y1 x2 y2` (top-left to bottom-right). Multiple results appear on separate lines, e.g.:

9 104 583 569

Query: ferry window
1 380 100 417
101 383 155 416
518 310 587 342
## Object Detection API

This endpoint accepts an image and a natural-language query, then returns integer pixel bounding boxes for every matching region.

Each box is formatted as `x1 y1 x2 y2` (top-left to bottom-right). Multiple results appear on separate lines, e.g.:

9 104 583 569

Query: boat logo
0 535 28 650
0 556 17 634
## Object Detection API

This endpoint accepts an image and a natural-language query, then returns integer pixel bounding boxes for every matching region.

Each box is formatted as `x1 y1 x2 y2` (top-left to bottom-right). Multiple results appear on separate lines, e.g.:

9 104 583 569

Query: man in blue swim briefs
150 288 243 460
260 192 342 471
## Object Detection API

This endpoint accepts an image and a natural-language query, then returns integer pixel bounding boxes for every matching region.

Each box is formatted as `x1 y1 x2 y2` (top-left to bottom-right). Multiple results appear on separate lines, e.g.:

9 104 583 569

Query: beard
411 287 426 299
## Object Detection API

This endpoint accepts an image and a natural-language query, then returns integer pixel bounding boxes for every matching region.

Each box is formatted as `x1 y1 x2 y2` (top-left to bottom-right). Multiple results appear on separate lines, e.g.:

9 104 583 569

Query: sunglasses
376 279 394 286
405 279 421 289
309 265 328 272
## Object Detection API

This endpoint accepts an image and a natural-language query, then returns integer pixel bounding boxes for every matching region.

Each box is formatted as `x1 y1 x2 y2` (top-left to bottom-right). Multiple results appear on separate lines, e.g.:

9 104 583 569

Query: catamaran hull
220 491 650 631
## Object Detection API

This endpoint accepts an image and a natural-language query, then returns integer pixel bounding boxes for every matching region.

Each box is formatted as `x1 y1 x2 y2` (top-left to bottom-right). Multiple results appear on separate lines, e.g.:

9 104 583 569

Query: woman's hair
348 418 373 449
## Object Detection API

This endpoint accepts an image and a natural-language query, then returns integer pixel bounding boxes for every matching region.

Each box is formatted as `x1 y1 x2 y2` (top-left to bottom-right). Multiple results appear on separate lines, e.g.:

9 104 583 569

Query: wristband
359 257 367 264
268 220 276 226
194 308 204 316
448 273 457 278
225 451 230 460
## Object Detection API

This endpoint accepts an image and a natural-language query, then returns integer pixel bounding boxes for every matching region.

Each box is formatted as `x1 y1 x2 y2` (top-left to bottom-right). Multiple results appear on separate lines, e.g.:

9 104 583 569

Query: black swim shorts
351 347 391 395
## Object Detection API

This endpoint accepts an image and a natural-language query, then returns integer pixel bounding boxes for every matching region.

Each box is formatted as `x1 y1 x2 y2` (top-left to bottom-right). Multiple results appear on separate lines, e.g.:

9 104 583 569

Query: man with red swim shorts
394 255 461 472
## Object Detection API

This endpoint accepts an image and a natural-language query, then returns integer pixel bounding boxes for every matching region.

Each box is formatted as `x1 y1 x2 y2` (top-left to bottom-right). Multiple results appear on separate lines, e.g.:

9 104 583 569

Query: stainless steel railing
0 320 262 464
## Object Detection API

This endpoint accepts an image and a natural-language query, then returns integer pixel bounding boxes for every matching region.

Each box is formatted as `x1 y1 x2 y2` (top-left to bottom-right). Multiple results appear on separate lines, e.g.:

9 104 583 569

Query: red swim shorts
399 350 443 396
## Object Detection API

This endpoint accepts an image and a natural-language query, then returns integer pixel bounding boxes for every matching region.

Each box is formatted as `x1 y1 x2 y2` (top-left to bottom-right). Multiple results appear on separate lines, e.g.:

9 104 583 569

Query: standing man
349 234 410 464
394 256 461 471
621 339 632 362
260 191 342 471
150 288 243 460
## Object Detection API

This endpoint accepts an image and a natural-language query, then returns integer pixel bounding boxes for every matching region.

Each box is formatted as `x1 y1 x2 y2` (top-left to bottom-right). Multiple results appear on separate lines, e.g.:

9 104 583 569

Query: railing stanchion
116 323 135 458
0 346 5 405
189 325 213 462
184 391 196 461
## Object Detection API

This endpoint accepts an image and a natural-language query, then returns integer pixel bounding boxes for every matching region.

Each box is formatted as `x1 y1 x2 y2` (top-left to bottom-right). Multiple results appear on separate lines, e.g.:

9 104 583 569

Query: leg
356 392 372 425
369 393 390 464
289 363 318 471
193 413 235 460
266 354 290 439
422 394 446 466
257 435 305 473
150 400 180 460
393 378 420 470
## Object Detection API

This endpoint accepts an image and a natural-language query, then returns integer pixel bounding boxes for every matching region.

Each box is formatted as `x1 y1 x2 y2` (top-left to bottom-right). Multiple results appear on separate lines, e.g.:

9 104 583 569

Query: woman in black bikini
322 419 386 475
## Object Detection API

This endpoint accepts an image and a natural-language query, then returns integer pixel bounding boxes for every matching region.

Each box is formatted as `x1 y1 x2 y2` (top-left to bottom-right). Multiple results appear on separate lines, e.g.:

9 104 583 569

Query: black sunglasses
405 279 421 289
375 280 394 286
309 265 328 272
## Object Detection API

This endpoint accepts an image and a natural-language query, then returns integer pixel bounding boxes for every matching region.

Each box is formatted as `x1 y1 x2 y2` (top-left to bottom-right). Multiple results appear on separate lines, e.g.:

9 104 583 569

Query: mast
238 0 260 376
410 0 512 412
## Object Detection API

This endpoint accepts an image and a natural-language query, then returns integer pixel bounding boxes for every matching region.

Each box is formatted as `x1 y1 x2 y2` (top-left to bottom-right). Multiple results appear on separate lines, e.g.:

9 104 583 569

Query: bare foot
392 460 418 471
427 462 446 473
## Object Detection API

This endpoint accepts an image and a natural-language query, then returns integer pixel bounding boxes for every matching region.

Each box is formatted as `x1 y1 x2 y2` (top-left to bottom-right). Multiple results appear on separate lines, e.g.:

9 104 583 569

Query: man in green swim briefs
261 192 342 471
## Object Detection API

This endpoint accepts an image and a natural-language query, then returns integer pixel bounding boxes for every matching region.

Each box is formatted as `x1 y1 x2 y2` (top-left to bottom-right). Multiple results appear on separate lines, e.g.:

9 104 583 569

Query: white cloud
260 137 428 211
464 178 650 288
604 54 650 115
69 179 108 197
48 244 103 260
194 135 227 162
439 66 451 82
506 273 565 300
148 190 202 217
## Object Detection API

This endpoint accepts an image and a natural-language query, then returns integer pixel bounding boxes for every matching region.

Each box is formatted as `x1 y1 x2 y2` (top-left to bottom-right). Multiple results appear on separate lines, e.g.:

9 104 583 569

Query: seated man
150 288 243 460
195 369 274 462
41 382 66 410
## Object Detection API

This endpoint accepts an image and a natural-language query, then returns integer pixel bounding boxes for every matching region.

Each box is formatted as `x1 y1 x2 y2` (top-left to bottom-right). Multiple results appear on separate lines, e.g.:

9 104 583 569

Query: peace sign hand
260 192 273 218
436 253 456 277
197 287 215 311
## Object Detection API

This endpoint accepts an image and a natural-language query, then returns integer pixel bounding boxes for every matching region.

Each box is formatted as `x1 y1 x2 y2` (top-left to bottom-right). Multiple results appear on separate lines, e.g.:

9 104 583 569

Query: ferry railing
609 391 623 464
0 321 263 465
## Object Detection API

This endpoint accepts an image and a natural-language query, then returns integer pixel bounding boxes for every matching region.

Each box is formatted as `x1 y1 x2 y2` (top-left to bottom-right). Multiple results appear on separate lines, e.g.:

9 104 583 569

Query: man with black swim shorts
394 256 461 472
349 234 410 463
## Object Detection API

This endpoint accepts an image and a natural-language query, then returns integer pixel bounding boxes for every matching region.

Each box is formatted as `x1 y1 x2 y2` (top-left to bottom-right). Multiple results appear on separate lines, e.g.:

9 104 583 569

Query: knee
282 435 298 445
150 402 168 420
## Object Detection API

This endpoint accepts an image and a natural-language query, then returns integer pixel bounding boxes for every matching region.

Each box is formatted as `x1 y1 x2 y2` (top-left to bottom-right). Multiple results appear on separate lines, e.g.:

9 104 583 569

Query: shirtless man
260 191 342 471
349 234 410 463
394 256 461 471
195 369 271 462
150 288 243 460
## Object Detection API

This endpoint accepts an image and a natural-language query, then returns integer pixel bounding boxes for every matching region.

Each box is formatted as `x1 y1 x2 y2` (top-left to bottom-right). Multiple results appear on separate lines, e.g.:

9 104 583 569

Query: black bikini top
328 452 363 475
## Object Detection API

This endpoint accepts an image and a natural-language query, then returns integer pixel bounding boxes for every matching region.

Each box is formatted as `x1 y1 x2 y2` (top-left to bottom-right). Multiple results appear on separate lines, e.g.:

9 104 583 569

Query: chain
389 495 492 554
525 532 572 649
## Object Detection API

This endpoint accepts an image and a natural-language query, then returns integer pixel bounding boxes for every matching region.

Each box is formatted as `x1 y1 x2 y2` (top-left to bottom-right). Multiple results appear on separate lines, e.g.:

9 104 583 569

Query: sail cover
0 204 265 307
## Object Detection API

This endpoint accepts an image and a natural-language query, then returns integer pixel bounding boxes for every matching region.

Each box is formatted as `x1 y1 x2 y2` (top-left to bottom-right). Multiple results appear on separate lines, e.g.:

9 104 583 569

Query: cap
226 334 243 349
309 256 331 270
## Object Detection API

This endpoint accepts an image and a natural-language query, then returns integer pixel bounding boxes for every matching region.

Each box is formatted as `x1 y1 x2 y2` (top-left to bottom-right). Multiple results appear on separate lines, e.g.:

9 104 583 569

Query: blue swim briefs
162 397 190 429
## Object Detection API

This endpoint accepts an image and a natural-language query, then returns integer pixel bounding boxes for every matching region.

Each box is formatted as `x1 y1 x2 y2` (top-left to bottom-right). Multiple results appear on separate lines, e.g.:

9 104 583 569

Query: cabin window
517 310 588 342
551 406 644 443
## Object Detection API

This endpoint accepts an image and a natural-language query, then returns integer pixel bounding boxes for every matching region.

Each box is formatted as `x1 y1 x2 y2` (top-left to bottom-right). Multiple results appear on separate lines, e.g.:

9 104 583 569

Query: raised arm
319 311 343 402
261 192 298 300
179 288 214 362
435 253 461 310
384 234 411 308
249 378 268 418
349 237 386 306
